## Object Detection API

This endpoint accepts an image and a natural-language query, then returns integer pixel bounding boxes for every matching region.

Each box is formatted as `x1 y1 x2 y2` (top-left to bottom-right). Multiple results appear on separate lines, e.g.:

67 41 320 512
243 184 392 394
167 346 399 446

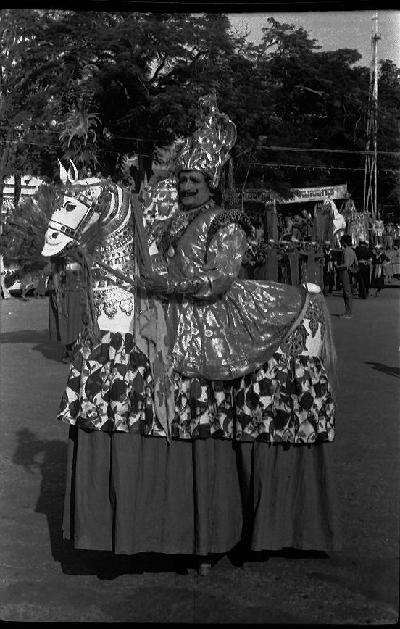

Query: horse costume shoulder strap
130 192 153 275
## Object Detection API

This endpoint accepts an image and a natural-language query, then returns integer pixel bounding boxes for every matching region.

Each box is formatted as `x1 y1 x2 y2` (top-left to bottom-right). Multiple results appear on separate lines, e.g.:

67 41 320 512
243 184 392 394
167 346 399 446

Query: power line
257 145 400 158
0 139 398 173
0 130 163 143
0 138 153 157
252 161 399 174
1 132 400 157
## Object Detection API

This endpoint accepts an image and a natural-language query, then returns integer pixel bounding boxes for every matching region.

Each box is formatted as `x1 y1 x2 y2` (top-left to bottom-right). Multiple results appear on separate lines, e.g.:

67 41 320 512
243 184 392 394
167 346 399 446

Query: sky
229 10 400 66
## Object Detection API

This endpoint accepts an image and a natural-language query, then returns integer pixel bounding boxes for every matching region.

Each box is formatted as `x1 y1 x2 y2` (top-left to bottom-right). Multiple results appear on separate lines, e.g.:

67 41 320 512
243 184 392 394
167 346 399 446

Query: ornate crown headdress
174 93 237 189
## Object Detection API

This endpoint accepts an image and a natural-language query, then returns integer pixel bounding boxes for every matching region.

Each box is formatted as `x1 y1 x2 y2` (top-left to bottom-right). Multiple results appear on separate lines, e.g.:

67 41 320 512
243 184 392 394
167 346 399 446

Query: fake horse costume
41 167 162 553
42 166 246 557
42 97 340 562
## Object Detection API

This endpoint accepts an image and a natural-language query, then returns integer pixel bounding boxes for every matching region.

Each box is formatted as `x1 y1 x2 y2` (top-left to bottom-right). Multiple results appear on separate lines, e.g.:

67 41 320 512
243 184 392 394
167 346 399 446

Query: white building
1 175 45 218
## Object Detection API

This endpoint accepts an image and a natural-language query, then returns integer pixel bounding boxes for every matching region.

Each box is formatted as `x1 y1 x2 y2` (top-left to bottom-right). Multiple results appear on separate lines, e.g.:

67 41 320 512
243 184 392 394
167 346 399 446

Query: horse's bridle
48 196 99 242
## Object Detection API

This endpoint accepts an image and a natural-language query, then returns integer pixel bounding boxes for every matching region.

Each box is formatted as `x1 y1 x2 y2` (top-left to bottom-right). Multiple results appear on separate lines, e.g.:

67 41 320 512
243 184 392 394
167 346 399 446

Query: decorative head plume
174 93 237 189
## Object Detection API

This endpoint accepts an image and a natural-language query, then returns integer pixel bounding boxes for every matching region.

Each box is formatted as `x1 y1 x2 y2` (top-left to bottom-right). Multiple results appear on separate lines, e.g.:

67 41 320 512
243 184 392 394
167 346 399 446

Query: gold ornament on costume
174 93 237 189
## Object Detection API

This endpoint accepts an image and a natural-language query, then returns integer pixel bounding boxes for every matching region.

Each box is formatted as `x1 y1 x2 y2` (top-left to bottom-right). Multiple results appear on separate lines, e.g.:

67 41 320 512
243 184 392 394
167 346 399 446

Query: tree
0 10 398 214
91 12 239 177
0 183 61 272
232 18 369 194
59 108 101 171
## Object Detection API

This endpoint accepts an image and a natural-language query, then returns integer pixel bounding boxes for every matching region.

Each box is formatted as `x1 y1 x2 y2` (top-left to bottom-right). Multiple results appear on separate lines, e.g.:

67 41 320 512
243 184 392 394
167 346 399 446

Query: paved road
0 289 399 623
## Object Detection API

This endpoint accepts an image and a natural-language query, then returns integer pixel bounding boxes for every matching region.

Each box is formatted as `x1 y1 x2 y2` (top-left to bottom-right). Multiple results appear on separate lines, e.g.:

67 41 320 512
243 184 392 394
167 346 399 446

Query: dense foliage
0 184 61 271
0 9 399 218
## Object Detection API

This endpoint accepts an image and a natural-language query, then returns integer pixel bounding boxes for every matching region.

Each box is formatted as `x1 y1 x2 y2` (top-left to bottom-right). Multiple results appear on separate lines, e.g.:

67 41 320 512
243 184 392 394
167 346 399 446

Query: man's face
178 170 211 210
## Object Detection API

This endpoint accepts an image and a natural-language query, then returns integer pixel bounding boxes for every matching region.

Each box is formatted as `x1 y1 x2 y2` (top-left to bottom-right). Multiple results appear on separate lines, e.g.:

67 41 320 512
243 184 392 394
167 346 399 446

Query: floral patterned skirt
58 332 335 445
57 331 154 433
145 351 335 444
59 331 338 554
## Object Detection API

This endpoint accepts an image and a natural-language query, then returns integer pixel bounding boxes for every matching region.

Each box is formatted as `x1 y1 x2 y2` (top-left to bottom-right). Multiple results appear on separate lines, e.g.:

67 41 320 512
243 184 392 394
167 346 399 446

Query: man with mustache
135 94 339 575
178 170 211 209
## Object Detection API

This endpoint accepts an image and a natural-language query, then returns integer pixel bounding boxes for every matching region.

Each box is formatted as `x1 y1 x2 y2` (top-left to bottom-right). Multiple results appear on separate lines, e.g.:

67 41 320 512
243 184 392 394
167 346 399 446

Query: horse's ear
58 159 69 184
69 160 79 182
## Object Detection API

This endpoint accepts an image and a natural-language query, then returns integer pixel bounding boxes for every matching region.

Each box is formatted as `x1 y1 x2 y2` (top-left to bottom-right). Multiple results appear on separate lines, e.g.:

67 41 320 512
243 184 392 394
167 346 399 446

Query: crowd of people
322 236 396 319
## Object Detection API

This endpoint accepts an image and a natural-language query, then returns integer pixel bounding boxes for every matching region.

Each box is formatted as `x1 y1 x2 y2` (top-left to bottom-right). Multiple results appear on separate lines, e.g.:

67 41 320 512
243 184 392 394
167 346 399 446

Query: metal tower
363 13 381 219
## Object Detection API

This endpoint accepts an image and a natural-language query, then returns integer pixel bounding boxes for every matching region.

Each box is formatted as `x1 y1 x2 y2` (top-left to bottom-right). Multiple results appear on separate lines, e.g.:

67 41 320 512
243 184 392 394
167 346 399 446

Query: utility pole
363 12 381 220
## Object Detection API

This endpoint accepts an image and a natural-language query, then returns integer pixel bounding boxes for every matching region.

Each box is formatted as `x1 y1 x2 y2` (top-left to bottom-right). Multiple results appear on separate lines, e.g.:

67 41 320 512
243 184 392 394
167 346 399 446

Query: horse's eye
51 233 58 239
64 202 76 212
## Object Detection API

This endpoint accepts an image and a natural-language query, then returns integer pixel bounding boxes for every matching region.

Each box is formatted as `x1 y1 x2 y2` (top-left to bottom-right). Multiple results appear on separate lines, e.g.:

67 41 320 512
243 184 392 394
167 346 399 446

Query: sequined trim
158 200 215 257
205 209 255 262
93 287 135 319
280 324 308 357
96 227 133 258
279 294 325 357
307 296 326 338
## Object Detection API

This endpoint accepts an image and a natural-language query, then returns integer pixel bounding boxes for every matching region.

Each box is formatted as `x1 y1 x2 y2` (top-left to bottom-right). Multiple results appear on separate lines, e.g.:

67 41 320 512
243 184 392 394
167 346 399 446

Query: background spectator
355 240 373 299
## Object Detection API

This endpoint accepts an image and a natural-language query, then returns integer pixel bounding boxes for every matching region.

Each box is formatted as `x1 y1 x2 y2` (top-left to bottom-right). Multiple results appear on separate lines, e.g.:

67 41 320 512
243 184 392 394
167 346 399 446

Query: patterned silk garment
163 202 307 381
90 187 137 333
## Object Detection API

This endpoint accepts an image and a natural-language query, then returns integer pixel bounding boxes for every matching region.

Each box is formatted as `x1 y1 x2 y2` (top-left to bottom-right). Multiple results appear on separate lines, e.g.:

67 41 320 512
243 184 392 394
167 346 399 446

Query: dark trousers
358 264 370 298
323 270 334 295
342 270 352 314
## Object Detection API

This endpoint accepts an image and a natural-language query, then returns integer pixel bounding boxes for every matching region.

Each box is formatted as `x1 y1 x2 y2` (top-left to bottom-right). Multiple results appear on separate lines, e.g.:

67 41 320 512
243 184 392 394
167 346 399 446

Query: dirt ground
0 286 399 623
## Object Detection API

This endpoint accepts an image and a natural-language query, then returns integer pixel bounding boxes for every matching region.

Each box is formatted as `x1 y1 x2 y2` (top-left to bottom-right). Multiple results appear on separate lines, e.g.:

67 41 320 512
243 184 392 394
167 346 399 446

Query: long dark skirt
237 441 342 552
63 427 243 556
372 270 385 290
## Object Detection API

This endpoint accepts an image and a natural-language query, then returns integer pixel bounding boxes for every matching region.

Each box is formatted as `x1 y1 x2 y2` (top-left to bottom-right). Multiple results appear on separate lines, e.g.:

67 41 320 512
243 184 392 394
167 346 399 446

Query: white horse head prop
41 161 107 257
41 164 139 334
323 197 346 236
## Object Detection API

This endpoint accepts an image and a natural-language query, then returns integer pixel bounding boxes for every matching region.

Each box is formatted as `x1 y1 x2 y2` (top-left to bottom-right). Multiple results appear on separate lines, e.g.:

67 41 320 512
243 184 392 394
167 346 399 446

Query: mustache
180 191 198 198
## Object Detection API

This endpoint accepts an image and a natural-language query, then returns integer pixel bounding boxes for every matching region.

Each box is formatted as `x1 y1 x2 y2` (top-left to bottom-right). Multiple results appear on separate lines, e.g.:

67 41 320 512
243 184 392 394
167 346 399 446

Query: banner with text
284 183 348 203
236 184 348 204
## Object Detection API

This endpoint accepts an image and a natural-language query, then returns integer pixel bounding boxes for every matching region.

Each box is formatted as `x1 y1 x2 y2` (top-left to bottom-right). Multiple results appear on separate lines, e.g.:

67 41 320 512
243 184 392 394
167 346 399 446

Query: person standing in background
392 244 400 277
384 246 394 283
35 265 49 297
291 214 303 241
281 215 293 241
371 244 390 297
48 256 82 362
383 223 394 250
338 235 358 318
355 240 372 299
322 240 335 296
301 208 313 239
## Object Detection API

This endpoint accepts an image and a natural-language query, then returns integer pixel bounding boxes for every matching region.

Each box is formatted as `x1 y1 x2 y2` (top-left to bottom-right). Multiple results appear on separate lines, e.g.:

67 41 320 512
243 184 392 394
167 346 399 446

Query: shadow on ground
365 361 400 378
11 428 198 577
0 329 63 362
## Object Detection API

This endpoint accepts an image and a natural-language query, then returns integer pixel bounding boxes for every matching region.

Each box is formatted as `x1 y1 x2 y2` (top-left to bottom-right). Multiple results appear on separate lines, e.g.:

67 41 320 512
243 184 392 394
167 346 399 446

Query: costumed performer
136 94 340 573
